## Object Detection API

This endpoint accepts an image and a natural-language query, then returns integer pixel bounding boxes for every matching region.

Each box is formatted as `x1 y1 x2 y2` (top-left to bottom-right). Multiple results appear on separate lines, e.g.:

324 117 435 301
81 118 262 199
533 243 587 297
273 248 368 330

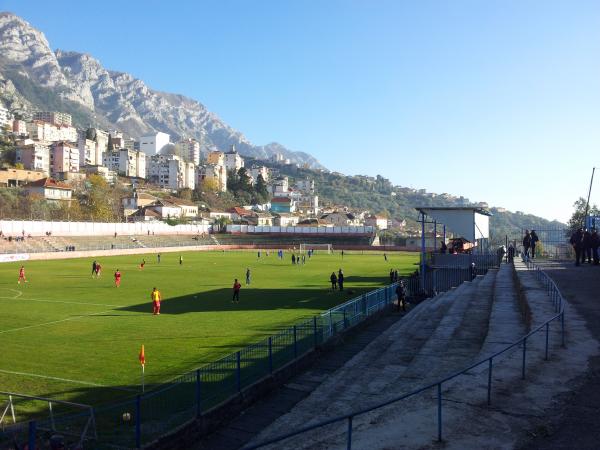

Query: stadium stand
0 233 375 254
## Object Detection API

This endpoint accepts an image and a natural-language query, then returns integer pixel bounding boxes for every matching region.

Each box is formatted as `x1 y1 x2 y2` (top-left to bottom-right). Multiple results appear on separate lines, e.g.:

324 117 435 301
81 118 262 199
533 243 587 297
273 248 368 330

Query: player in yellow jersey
151 287 161 315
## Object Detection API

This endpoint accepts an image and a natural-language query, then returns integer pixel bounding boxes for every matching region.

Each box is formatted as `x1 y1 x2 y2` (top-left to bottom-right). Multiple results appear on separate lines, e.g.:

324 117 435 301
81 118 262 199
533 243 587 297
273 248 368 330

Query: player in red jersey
114 269 121 287
139 259 145 270
95 263 102 278
17 265 27 284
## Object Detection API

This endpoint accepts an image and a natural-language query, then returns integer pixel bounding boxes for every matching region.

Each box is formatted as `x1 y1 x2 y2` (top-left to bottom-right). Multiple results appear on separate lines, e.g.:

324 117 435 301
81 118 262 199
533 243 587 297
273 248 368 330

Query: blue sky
2 0 600 222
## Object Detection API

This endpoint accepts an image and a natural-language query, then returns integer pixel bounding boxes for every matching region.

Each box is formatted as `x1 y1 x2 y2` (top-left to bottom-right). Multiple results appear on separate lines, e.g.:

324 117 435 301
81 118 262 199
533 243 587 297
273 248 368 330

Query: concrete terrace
191 259 596 450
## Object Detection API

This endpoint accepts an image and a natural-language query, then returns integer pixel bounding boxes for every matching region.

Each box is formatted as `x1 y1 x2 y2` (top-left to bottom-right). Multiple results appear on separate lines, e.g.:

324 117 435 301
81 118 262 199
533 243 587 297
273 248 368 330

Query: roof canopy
415 207 491 242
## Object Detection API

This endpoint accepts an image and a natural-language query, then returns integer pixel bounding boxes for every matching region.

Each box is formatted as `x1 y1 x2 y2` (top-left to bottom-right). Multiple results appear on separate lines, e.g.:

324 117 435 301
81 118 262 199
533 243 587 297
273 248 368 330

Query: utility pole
583 167 596 228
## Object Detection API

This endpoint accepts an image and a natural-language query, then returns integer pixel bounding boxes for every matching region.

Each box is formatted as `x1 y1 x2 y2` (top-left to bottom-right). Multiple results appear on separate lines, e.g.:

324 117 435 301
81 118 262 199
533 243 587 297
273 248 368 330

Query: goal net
299 243 332 254
0 391 97 449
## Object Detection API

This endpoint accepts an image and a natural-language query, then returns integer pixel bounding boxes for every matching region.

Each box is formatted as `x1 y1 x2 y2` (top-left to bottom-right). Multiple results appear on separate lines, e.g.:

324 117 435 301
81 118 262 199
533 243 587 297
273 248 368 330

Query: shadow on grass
115 283 382 315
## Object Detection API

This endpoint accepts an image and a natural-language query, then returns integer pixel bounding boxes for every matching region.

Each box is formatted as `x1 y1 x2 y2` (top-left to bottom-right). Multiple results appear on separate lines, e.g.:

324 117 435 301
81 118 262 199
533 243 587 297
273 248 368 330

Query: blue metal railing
243 261 566 449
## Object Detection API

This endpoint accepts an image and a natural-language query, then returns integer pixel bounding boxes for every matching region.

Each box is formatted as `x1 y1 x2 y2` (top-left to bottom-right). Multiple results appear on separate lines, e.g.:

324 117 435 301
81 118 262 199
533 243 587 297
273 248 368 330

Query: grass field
0 250 418 410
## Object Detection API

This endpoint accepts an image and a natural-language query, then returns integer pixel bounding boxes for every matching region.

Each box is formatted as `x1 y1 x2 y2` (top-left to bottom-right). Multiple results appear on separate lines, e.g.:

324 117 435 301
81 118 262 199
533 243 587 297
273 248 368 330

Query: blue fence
243 260 566 449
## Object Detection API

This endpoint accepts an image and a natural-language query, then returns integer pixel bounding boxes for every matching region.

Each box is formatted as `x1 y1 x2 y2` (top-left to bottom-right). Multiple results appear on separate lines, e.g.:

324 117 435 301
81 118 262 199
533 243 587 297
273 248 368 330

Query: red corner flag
139 345 145 367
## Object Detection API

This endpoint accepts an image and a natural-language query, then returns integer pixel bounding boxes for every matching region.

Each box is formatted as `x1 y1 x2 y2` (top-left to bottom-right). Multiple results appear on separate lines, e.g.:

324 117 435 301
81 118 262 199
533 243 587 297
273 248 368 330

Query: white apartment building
50 141 80 176
57 125 77 143
0 104 11 128
198 163 227 192
271 176 289 197
224 145 244 171
178 138 201 165
140 132 171 156
26 121 60 142
148 154 195 190
33 111 72 126
103 149 147 179
78 129 108 167
249 166 269 184
295 178 315 193
16 142 50 174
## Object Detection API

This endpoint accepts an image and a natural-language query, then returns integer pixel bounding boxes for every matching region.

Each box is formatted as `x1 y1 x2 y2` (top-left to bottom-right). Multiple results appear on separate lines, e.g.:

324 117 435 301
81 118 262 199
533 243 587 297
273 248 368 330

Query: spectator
395 280 406 312
592 229 600 265
440 240 447 254
330 272 338 290
522 230 531 259
530 230 540 259
583 229 592 264
570 228 584 266
338 269 344 291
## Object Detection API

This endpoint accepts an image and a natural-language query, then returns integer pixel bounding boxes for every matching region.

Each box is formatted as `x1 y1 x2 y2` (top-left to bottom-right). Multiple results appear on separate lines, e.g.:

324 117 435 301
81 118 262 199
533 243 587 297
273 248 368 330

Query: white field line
0 288 121 307
0 368 136 392
0 289 23 299
0 308 117 335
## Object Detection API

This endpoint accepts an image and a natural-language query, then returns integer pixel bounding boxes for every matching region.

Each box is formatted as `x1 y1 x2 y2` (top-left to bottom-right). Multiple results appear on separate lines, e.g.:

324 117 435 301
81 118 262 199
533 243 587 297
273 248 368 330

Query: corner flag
139 345 145 367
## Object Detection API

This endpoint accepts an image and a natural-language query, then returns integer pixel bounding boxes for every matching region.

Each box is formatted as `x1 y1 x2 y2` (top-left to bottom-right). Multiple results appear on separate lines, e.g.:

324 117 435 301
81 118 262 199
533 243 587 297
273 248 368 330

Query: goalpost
0 391 97 448
299 243 333 254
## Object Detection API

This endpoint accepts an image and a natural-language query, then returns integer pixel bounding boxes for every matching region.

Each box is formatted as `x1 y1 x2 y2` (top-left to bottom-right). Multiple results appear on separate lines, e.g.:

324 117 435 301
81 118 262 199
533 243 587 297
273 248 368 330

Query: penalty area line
0 368 137 392
0 308 117 335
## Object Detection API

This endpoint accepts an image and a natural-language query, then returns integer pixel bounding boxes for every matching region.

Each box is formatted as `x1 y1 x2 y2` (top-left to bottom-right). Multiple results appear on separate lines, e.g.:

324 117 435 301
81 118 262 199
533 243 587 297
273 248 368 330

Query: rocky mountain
0 12 324 168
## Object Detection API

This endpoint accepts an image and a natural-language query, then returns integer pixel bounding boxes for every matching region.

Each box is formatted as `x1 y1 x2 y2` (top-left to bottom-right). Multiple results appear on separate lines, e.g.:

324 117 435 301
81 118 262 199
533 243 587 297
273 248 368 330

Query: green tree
567 197 600 235
255 174 269 202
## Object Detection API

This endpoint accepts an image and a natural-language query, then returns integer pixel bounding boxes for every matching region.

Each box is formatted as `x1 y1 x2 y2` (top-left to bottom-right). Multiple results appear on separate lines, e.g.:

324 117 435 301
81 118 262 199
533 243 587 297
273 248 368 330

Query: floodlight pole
583 167 596 229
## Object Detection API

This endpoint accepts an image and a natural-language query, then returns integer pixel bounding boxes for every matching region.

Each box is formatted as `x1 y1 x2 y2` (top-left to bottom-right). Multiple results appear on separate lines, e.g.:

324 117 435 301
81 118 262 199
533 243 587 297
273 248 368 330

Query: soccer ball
122 412 131 422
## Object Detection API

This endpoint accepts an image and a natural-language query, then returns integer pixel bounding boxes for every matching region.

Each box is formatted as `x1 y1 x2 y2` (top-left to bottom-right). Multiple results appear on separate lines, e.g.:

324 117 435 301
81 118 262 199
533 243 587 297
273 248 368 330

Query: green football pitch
0 250 418 408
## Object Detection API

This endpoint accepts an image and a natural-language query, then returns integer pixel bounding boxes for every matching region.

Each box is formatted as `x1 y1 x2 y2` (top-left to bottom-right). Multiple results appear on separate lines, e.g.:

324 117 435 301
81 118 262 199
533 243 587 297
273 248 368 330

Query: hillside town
0 107 395 230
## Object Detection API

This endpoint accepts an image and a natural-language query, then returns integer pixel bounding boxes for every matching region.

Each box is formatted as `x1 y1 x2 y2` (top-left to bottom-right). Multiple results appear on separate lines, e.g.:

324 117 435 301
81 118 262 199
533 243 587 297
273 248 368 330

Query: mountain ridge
0 12 324 168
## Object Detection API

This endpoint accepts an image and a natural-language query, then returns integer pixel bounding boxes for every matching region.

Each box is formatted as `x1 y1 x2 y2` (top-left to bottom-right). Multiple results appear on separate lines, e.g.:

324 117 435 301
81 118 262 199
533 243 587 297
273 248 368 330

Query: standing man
17 265 27 284
338 268 344 291
151 287 161 315
570 228 584 266
179 255 183 265
232 279 241 303
384 253 388 262
583 229 592 264
330 272 338 291
389 269 394 283
246 268 251 285
341 250 344 259
530 230 539 259
522 230 531 260
292 254 296 265
396 280 406 312
114 269 122 287
591 228 600 265
157 253 161 264
92 260 97 278
95 262 102 278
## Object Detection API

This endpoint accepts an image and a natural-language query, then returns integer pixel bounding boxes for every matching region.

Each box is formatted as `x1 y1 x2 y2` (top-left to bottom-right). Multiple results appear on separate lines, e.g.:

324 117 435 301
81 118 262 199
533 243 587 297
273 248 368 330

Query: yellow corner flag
139 344 145 367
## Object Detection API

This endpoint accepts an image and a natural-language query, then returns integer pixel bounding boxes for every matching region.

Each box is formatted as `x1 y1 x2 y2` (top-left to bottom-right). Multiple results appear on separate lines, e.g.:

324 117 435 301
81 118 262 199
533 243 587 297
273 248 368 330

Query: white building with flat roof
103 149 147 179
16 142 50 174
148 154 195 190
50 141 79 176
140 132 171 156
178 138 201 165
0 104 11 129
224 145 244 171
33 111 72 126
